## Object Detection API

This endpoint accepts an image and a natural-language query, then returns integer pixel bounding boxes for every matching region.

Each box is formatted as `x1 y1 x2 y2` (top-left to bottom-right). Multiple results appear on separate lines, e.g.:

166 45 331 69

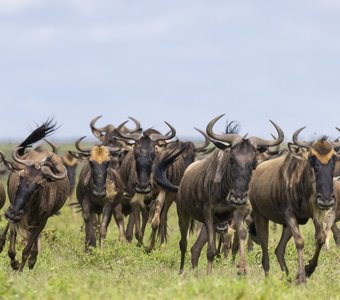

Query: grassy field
0 146 339 300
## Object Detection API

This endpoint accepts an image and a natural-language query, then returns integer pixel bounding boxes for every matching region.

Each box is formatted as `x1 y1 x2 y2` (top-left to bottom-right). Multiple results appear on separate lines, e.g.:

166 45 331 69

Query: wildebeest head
117 121 176 194
207 114 284 206
5 147 67 223
291 127 340 209
71 137 120 197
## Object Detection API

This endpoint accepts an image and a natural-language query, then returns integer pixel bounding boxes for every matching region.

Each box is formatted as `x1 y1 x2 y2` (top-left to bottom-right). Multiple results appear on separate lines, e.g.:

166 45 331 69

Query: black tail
18 119 58 155
153 142 187 192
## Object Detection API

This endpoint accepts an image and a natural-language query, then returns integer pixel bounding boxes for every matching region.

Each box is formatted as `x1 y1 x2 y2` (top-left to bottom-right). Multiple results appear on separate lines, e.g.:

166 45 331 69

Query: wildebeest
118 120 211 251
248 128 339 283
154 114 284 274
70 137 126 249
0 120 69 271
117 122 179 246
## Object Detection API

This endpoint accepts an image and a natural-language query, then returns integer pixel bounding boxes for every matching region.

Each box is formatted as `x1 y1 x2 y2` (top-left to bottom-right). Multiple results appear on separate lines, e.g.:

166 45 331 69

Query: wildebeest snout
228 190 248 206
5 207 24 223
135 182 152 194
93 185 106 197
316 193 335 210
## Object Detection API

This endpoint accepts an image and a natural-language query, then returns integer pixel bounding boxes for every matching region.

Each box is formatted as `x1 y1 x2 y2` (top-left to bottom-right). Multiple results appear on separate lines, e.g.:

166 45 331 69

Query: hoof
11 260 20 271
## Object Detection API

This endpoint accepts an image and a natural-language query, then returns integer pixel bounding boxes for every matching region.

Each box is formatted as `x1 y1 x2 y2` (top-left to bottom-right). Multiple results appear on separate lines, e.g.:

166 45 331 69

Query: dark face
133 137 157 194
227 140 257 206
90 159 109 197
309 154 337 209
6 167 44 223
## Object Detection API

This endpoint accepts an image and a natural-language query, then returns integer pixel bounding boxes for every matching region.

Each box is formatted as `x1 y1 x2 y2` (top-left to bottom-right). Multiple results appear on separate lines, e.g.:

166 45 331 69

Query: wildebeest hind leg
253 213 270 276
178 208 191 274
275 225 292 276
125 214 134 242
159 194 175 245
191 225 207 269
113 203 126 242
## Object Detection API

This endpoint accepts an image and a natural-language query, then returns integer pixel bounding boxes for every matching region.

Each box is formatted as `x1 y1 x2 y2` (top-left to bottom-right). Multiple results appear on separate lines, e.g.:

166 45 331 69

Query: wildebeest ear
288 143 308 160
68 150 89 160
210 139 231 151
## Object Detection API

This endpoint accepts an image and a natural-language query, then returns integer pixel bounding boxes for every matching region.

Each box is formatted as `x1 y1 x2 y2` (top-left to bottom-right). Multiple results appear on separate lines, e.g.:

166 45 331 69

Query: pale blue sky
0 0 340 142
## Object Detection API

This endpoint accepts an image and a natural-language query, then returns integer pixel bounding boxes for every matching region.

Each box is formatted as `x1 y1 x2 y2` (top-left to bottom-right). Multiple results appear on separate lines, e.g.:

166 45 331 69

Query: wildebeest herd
0 116 339 285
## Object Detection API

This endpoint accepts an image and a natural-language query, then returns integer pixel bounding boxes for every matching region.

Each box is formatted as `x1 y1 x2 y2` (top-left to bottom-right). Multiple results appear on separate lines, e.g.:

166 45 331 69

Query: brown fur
90 146 110 164
249 140 337 283
0 182 5 210
6 148 69 271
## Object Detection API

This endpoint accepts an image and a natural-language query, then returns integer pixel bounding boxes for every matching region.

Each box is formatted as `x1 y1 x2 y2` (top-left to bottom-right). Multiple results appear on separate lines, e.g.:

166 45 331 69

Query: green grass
0 172 340 299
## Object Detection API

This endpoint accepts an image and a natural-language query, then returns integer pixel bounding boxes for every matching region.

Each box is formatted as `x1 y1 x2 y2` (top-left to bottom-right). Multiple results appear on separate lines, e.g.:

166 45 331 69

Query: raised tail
18 119 58 155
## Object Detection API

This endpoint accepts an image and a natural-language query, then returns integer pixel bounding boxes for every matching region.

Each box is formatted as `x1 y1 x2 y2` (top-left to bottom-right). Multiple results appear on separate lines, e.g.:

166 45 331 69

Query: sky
0 0 340 143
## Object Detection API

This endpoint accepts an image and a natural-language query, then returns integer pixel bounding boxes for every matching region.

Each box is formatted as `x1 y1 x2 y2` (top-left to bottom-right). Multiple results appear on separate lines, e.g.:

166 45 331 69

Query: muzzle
227 190 248 206
316 193 335 210
135 183 152 194
5 207 24 223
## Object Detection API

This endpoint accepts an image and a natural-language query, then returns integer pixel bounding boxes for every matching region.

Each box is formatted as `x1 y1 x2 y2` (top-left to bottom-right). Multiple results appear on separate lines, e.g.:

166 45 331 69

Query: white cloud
0 0 42 14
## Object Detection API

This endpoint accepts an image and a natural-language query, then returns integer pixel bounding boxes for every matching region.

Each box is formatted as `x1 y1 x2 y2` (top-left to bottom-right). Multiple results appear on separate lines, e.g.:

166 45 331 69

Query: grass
0 156 340 299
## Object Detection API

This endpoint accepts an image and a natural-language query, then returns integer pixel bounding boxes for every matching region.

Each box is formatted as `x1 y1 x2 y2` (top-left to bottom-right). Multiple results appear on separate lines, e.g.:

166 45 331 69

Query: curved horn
44 139 59 154
0 151 21 171
206 114 241 145
41 165 67 180
292 127 310 148
12 147 34 166
90 115 104 140
122 116 141 133
75 136 92 153
149 122 176 142
116 121 141 141
249 120 284 148
193 127 210 152
333 127 340 148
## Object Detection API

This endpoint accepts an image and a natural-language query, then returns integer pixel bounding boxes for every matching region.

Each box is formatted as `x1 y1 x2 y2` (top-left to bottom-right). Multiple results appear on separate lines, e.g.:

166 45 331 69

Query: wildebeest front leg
132 202 143 246
191 224 207 269
147 191 166 252
99 203 113 249
82 199 96 249
286 212 306 284
331 223 340 247
0 222 9 253
274 225 292 276
8 227 20 270
126 213 134 242
112 203 126 242
233 213 248 275
204 206 216 275
20 220 46 272
305 219 326 277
